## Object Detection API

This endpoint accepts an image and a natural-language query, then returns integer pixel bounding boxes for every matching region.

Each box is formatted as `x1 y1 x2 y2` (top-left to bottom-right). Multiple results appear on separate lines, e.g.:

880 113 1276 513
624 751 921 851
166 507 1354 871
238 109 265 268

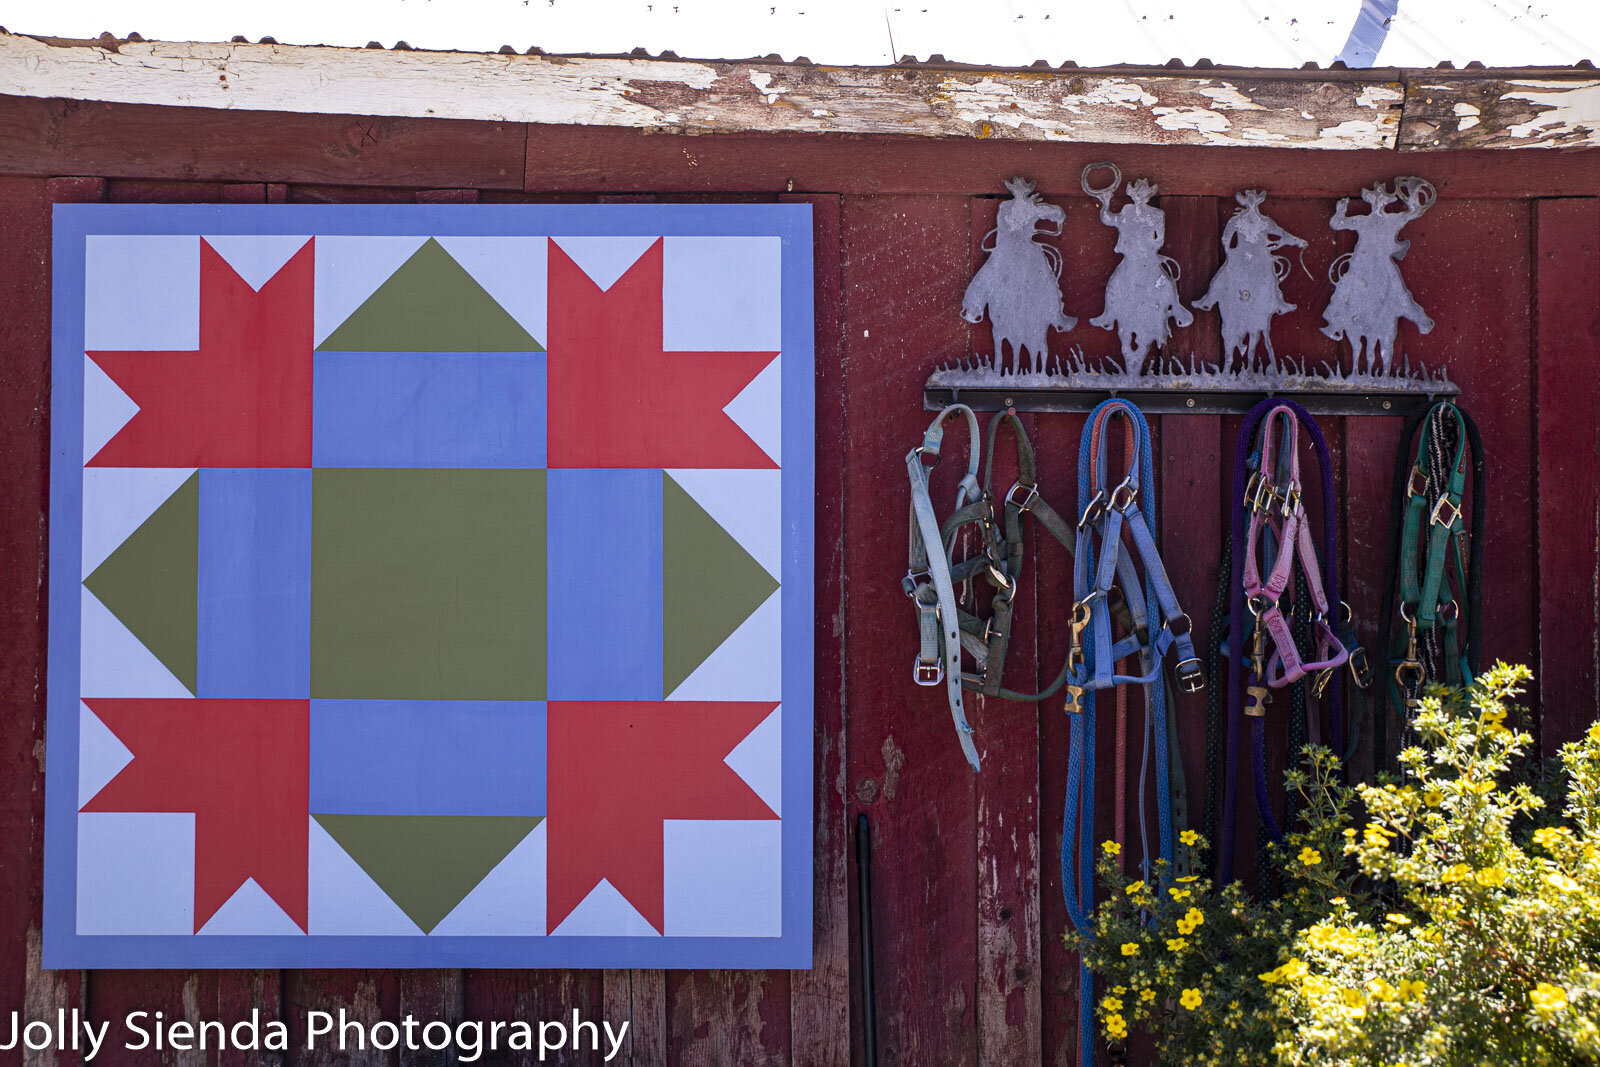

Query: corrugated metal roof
7 0 1600 70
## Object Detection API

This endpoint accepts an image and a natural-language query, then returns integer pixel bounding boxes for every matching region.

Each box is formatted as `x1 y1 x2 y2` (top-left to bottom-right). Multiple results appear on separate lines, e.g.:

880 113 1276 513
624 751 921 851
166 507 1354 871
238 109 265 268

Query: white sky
5 0 1598 68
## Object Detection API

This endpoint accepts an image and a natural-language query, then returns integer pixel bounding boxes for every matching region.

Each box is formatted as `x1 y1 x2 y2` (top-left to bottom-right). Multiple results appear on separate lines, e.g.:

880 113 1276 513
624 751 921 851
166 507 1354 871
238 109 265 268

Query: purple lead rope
1218 398 1342 885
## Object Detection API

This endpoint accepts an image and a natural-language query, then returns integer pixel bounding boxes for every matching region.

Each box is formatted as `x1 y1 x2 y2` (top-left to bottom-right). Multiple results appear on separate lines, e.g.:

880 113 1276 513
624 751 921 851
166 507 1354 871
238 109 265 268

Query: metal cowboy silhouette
961 176 1076 375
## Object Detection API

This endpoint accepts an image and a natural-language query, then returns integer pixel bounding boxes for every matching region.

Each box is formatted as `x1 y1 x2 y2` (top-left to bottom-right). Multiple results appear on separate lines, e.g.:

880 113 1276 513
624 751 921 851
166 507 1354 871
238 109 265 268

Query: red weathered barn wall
1 94 1597 1067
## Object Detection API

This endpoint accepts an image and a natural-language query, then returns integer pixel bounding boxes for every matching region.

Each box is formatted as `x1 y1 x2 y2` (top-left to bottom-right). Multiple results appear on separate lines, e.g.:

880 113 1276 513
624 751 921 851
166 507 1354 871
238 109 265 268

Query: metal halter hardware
1380 400 1482 774
1061 397 1197 1067
905 405 1084 773
1213 398 1354 889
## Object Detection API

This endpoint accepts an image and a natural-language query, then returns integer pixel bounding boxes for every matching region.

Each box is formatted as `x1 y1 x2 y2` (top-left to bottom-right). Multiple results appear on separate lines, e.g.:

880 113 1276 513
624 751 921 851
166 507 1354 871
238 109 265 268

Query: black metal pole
856 812 878 1067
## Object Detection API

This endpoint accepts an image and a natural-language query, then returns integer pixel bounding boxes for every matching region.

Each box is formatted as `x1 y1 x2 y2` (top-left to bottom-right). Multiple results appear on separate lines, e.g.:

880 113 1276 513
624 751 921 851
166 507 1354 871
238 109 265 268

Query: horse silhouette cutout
1195 189 1308 373
961 176 1075 375
1321 176 1436 375
1083 164 1192 369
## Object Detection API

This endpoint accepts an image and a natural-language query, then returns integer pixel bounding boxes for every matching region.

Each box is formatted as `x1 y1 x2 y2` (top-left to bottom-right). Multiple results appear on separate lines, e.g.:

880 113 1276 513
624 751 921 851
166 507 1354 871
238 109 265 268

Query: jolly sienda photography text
0 1008 629 1062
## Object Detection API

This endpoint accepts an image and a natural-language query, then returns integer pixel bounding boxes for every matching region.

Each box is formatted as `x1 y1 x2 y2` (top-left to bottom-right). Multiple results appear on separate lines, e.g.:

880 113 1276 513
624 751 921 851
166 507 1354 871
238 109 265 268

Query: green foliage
1072 664 1600 1065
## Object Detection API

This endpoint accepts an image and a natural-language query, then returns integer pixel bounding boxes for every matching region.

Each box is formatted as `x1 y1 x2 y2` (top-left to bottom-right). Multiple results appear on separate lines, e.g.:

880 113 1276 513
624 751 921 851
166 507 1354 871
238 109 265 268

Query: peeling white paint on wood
1401 77 1600 149
1501 80 1600 146
1356 85 1404 109
0 32 1405 149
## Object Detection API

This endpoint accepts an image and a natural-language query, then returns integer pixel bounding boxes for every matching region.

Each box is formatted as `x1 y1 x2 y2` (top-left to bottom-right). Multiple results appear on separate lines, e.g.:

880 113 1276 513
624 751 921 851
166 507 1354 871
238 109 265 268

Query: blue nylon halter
1062 398 1198 1067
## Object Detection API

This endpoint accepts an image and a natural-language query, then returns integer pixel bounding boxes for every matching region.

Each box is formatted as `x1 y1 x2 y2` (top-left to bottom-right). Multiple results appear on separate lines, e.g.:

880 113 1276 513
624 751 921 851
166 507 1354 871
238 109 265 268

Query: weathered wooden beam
0 32 1405 149
1402 79 1600 150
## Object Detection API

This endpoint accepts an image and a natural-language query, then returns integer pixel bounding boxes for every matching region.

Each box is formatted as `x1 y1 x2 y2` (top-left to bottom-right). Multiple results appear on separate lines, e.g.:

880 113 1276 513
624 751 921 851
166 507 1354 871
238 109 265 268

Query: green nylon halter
1385 400 1482 763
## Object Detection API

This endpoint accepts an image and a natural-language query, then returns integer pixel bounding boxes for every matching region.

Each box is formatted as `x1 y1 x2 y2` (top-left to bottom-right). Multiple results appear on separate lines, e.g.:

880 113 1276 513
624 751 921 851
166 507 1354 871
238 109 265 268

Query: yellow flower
1330 896 1346 905
1102 840 1121 857
1112 985 1127 995
1475 866 1508 887
1534 827 1569 850
1299 846 1323 866
1166 937 1188 952
1179 988 1202 1011
1121 942 1139 957
1531 983 1569 1016
1397 978 1426 1002
1177 875 1199 883
1386 913 1413 926
1367 978 1398 1001
1423 787 1442 805
1440 863 1473 883
1180 829 1200 846
1184 907 1204 928
1169 887 1191 901
1139 989 1157 1003
1546 872 1580 894
1125 880 1146 896
1101 996 1123 1011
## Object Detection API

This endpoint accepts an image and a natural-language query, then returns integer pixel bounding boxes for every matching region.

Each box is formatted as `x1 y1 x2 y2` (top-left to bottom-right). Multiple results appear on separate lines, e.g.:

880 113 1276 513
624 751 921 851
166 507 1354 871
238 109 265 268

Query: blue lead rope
1061 398 1202 1067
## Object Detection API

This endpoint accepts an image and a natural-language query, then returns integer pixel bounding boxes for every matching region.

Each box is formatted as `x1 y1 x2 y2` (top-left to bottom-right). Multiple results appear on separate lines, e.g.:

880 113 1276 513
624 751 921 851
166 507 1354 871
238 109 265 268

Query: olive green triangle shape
663 473 780 695
317 238 543 352
313 814 542 933
83 471 198 694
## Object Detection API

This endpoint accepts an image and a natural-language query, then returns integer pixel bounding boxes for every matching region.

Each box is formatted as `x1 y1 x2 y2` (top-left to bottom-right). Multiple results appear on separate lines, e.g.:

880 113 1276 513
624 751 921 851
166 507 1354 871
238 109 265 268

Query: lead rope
1377 401 1485 771
1217 398 1347 885
1062 398 1203 1067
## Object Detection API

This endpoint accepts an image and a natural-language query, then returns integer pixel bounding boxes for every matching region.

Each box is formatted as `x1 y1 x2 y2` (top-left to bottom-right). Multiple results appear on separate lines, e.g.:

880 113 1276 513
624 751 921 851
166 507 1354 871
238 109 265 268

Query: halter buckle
1429 496 1461 528
902 568 931 596
1168 612 1193 637
913 445 940 470
914 657 944 686
1077 491 1106 530
1406 466 1428 500
985 562 1015 592
1175 657 1205 692
1280 484 1302 519
1004 481 1038 513
1346 645 1374 689
1243 470 1263 507
1109 477 1139 513
1250 477 1278 515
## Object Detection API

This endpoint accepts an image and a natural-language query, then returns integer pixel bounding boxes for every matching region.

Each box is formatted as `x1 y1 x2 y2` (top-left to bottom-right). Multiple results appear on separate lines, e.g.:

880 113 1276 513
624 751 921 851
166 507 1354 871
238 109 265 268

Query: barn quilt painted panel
44 204 815 969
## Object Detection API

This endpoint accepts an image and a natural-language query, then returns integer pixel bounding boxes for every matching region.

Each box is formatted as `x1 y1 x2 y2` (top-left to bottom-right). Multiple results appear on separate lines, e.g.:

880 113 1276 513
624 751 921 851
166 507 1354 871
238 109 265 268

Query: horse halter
1213 398 1354 887
1378 400 1484 769
1061 398 1200 1067
1241 406 1349 698
904 404 1079 772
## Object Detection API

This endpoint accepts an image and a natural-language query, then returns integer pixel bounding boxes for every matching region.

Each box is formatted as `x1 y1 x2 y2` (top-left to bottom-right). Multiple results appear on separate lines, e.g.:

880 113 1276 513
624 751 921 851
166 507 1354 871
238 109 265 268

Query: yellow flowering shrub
1268 664 1600 1065
1069 664 1600 1065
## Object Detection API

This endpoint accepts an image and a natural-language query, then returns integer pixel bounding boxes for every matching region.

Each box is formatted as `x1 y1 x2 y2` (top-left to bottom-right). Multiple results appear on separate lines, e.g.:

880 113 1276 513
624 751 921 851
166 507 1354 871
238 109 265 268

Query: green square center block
311 469 546 700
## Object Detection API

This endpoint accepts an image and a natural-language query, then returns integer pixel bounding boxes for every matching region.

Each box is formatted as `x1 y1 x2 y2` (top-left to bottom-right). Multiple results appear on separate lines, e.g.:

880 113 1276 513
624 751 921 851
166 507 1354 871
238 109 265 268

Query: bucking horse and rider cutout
961 176 1075 375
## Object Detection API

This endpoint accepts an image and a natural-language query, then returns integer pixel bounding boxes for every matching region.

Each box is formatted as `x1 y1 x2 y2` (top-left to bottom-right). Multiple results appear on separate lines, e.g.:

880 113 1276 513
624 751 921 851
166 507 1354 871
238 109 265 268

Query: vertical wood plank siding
3 100 1596 1065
